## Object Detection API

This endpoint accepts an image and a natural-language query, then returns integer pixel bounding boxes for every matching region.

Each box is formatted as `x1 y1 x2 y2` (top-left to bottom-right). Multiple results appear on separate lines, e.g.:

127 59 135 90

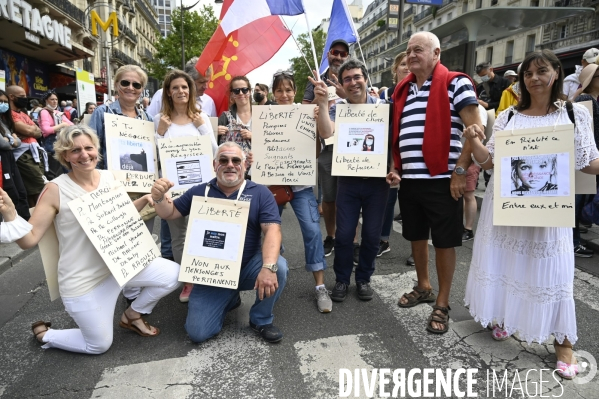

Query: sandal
31 321 51 342
119 313 160 337
398 286 436 308
554 341 578 380
426 305 451 334
491 324 510 341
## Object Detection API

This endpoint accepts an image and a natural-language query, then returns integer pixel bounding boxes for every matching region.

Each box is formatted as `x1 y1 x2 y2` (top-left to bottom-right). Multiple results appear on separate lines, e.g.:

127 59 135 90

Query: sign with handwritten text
179 196 250 288
251 105 317 185
332 103 389 177
157 136 214 200
68 184 160 287
494 123 575 227
104 113 158 193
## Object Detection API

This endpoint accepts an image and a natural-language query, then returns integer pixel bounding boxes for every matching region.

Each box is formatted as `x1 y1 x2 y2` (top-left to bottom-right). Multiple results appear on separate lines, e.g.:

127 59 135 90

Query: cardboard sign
104 113 158 193
209 116 219 142
332 103 389 177
493 123 575 227
179 195 249 289
575 101 597 194
81 114 92 126
157 136 214 200
68 184 160 286
252 104 317 185
327 86 340 102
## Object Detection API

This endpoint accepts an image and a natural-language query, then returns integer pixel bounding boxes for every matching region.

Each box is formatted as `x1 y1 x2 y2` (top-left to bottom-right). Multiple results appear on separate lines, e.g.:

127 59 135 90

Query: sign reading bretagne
104 113 158 193
252 104 317 185
179 196 249 288
494 123 575 227
332 103 389 177
68 184 160 287
157 135 214 200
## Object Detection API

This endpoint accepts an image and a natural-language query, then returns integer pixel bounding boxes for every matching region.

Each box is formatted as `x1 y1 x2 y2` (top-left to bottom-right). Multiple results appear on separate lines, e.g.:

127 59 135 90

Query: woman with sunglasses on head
90 65 153 170
270 71 332 313
217 76 253 177
0 89 29 219
39 91 73 155
463 50 599 379
155 69 218 302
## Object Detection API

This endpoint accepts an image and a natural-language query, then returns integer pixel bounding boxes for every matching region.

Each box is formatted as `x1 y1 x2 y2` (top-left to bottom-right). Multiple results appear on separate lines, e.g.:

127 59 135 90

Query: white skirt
464 173 577 345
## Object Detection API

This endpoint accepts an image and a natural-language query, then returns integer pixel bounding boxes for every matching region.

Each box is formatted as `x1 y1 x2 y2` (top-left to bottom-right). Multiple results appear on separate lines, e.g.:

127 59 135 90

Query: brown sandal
426 305 451 334
398 286 437 308
119 313 160 337
31 321 51 341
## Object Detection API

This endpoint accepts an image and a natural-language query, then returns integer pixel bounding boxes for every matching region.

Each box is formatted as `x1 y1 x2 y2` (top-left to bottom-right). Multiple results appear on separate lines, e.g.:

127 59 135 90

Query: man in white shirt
147 58 216 118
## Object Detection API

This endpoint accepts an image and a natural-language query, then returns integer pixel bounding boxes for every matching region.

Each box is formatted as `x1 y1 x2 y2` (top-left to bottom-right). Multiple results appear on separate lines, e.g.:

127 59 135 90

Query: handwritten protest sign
328 86 340 102
104 113 158 193
68 184 159 286
251 104 317 185
179 196 249 288
332 103 389 177
494 123 575 227
157 136 214 200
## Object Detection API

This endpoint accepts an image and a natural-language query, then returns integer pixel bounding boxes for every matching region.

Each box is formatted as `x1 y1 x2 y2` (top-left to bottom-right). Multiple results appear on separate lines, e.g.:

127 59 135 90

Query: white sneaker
316 286 333 313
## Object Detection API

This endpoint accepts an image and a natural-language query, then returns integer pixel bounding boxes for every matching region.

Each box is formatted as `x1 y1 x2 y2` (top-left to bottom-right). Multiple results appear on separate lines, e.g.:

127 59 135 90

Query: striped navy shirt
399 76 477 179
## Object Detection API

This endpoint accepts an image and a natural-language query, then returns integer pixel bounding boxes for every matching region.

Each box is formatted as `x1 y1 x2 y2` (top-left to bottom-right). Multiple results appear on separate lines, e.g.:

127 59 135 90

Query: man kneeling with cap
151 142 288 343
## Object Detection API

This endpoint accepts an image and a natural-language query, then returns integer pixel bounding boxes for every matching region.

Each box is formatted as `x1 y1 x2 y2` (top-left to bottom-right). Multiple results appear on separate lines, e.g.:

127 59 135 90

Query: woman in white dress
154 69 218 302
463 50 599 379
0 125 180 354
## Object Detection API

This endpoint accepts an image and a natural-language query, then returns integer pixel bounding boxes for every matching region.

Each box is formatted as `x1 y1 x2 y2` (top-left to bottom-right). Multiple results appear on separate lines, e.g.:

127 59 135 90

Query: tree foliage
147 5 219 82
289 29 327 103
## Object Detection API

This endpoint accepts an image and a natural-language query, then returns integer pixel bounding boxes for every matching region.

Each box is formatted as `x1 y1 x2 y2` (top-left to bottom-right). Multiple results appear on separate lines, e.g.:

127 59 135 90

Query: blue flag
265 0 305 16
319 0 359 74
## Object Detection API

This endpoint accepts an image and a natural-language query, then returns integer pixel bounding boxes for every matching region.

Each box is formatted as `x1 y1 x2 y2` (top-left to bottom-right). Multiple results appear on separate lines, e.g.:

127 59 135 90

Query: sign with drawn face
494 123 575 227
251 104 317 185
104 113 158 193
332 103 389 177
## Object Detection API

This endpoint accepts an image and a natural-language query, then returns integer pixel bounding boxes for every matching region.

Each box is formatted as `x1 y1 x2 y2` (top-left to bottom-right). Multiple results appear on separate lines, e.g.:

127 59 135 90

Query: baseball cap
504 70 517 77
582 48 599 64
330 39 350 52
578 63 599 93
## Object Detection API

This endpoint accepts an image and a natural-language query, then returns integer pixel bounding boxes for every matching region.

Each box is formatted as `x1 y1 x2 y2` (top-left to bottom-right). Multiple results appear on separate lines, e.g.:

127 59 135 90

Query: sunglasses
274 70 294 78
119 80 143 90
329 49 349 57
231 87 250 95
218 156 243 166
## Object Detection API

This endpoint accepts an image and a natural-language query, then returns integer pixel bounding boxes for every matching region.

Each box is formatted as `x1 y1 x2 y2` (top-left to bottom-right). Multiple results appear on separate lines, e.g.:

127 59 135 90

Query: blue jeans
43 134 57 155
278 188 326 272
334 177 389 285
160 218 173 258
185 252 288 343
381 187 398 241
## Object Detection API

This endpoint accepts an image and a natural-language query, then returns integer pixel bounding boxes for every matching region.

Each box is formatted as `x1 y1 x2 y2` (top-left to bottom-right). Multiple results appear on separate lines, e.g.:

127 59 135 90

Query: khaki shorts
16 151 45 196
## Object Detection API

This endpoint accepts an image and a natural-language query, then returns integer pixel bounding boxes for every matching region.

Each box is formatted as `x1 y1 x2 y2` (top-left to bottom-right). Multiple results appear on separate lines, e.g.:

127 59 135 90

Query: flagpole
300 0 321 81
282 17 314 72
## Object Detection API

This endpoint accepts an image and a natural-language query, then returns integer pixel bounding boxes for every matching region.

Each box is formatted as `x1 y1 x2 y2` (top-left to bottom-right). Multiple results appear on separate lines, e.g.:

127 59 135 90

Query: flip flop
119 313 160 337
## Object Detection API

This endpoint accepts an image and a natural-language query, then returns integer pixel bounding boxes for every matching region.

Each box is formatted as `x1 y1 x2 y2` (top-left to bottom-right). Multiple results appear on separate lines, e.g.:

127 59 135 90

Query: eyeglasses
231 87 250 95
342 74 364 84
218 156 243 166
119 80 143 90
329 49 349 58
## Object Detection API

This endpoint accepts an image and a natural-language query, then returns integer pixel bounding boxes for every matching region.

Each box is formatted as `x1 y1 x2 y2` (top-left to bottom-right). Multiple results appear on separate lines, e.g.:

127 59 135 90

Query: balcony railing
404 6 414 17
112 49 140 66
136 1 161 31
118 22 138 44
439 0 456 10
537 29 599 51
358 10 387 32
401 31 413 42
46 0 85 23
144 48 154 62
414 8 433 23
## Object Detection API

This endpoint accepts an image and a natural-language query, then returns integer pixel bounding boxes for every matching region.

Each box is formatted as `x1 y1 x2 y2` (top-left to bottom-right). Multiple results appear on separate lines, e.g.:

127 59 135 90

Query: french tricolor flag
196 0 304 75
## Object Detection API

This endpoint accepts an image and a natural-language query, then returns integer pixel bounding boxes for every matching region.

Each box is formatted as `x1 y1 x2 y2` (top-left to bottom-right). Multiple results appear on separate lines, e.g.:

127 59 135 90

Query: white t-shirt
147 89 217 118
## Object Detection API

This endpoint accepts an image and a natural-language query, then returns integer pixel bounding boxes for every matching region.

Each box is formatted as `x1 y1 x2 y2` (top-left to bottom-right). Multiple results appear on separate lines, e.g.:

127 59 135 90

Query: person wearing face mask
0 89 29 219
6 85 46 207
39 91 73 155
475 62 510 113
253 83 275 105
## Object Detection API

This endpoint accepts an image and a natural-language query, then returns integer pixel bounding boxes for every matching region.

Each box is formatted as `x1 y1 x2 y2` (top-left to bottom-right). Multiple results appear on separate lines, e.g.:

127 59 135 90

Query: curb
0 247 36 277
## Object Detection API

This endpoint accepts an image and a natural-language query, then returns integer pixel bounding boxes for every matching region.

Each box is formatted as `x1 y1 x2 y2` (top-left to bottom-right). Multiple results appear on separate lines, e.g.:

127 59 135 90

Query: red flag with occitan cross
199 0 291 116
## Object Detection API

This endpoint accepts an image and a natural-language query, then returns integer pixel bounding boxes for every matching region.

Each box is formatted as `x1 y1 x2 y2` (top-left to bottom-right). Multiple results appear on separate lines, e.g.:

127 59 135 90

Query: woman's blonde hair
114 65 148 92
392 52 407 84
161 69 198 119
54 125 102 169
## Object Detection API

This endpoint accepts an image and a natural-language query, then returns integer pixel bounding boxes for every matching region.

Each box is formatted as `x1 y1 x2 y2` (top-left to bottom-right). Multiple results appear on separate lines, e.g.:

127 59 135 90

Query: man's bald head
6 85 25 96
409 32 441 55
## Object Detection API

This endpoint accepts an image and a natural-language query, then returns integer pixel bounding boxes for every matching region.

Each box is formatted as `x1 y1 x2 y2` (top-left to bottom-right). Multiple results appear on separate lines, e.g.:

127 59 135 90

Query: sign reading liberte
0 1 72 49
251 104 317 185
68 184 160 287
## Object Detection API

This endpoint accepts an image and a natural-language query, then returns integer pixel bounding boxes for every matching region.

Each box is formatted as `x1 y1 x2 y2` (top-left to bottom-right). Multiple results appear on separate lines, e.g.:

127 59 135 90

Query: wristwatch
453 166 466 175
262 264 278 273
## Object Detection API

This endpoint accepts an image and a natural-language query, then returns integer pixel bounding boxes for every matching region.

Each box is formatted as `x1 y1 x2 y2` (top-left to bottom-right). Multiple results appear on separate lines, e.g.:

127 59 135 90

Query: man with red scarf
387 32 483 334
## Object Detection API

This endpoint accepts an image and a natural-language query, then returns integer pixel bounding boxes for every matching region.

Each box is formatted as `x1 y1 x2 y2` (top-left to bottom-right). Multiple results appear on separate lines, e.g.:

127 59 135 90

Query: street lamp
181 0 201 70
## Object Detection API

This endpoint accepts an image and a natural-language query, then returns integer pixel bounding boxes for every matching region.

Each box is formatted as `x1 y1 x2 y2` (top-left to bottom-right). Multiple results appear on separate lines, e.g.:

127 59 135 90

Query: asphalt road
0 204 598 399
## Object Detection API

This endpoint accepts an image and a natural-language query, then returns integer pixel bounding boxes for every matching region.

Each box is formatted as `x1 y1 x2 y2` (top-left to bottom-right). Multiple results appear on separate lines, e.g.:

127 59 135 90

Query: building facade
152 0 176 37
353 0 598 88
